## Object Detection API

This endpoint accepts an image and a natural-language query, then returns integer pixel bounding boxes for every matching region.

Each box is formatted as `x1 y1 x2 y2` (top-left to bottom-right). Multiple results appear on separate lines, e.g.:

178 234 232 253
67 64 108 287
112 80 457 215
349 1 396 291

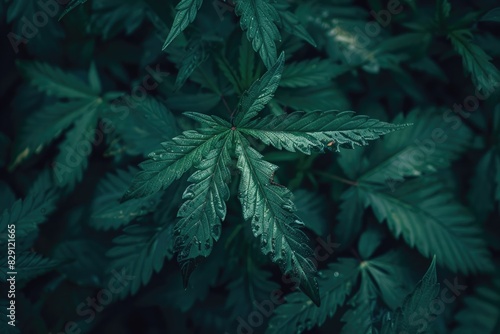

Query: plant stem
314 171 358 186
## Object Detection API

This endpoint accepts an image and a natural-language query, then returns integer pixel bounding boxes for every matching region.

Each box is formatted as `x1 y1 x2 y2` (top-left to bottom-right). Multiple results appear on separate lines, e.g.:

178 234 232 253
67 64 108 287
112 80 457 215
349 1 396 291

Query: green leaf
235 134 320 306
280 58 346 88
480 7 500 22
17 61 99 99
114 97 179 157
88 61 102 93
90 0 149 39
267 258 359 334
453 277 500 334
162 0 203 50
183 111 231 128
52 239 109 286
341 272 377 334
107 223 175 298
360 177 493 274
335 187 365 246
0 172 57 241
272 0 316 47
225 259 281 321
354 109 472 184
53 108 100 187
449 29 500 92
91 168 160 231
174 133 233 282
274 83 350 112
361 250 412 309
10 100 96 169
341 242 411 334
235 0 281 69
382 257 440 334
214 49 243 94
357 227 384 260
233 52 285 126
174 42 208 91
241 111 408 154
435 0 451 23
122 128 229 200
343 236 414 334
294 189 328 236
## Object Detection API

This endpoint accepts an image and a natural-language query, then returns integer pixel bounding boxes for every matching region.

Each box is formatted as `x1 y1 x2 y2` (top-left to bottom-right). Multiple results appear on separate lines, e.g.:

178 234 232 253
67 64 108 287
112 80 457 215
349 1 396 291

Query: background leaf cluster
1 0 500 333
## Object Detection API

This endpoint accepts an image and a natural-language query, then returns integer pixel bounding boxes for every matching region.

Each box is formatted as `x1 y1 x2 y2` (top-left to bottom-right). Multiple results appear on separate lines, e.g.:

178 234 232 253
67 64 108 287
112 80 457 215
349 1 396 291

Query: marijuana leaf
0 171 58 242
241 110 407 154
381 257 440 334
123 52 406 305
236 135 320 305
360 177 493 274
10 62 104 187
16 61 99 99
233 52 285 125
355 109 471 185
453 277 500 334
174 133 233 281
59 0 88 20
174 41 208 90
121 128 228 200
107 224 175 298
91 168 161 231
449 29 500 92
163 0 203 50
234 0 281 69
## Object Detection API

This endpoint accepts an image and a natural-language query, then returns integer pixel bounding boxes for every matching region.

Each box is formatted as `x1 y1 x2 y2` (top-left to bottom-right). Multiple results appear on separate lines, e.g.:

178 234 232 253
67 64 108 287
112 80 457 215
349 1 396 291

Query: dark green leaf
235 0 281 69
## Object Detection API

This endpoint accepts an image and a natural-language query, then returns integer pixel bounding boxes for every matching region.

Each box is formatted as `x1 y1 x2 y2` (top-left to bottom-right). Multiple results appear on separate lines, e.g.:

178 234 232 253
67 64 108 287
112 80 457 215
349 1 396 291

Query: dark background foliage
1 0 499 333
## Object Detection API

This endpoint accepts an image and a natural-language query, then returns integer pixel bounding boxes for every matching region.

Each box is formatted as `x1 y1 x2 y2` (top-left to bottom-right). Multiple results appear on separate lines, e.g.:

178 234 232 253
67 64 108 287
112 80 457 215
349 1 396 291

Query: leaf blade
234 52 285 126
122 129 229 201
174 133 233 282
235 134 320 305
235 0 281 69
162 0 203 50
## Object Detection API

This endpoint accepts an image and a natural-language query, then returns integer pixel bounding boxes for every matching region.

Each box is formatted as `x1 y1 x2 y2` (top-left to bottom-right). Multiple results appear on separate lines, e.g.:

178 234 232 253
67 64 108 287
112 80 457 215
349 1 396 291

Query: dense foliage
1 0 499 333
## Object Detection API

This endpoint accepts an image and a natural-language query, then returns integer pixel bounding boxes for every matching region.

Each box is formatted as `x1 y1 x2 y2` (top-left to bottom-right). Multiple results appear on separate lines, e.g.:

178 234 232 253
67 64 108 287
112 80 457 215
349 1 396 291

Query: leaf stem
220 94 233 116
314 171 358 186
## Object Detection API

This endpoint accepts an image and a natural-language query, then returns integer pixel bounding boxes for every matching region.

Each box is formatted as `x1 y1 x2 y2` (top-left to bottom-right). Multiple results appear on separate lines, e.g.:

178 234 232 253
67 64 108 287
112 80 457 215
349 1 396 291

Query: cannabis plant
0 0 499 333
